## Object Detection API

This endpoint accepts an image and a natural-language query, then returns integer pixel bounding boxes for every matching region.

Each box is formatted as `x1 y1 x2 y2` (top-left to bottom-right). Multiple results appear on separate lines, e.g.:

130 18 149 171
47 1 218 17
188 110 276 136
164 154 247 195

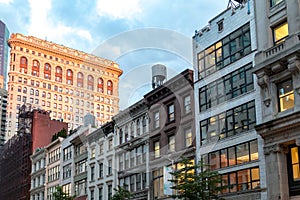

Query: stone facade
6 33 122 140
253 0 300 199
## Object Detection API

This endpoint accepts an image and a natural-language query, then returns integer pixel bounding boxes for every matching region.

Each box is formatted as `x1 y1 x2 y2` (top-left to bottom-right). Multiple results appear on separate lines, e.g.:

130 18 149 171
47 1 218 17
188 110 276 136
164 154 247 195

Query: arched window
20 57 28 73
44 63 51 80
87 75 94 90
107 80 113 95
30 89 34 95
18 86 21 92
55 66 62 82
136 119 141 136
35 90 39 96
97 78 104 93
142 116 147 133
66 69 73 85
32 60 40 76
77 72 84 88
54 94 57 100
23 87 27 94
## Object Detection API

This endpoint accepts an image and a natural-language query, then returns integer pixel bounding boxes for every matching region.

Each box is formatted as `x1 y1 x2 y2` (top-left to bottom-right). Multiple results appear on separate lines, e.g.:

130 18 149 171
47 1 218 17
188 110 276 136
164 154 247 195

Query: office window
199 64 253 111
203 140 259 170
154 111 159 128
273 21 288 44
154 141 160 158
168 135 175 152
287 145 300 196
278 79 294 112
197 23 251 79
200 101 255 144
167 104 175 122
221 167 260 194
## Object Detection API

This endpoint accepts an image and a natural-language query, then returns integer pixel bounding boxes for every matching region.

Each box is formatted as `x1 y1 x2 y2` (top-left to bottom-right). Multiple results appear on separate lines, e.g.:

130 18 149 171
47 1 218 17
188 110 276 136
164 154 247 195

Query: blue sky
0 0 229 109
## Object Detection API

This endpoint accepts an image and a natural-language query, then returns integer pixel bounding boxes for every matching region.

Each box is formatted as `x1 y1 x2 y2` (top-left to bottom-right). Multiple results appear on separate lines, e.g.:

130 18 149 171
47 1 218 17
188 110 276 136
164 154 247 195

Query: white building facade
193 1 267 199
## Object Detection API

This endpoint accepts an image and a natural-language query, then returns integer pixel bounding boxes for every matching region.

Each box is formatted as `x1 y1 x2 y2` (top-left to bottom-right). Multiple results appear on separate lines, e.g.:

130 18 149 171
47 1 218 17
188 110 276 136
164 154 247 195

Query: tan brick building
6 33 122 140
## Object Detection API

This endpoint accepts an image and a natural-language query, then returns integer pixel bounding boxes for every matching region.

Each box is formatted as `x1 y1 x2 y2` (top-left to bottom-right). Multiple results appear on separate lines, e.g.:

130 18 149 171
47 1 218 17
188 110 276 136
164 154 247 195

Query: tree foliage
111 185 132 200
52 186 75 200
169 158 224 200
51 128 67 142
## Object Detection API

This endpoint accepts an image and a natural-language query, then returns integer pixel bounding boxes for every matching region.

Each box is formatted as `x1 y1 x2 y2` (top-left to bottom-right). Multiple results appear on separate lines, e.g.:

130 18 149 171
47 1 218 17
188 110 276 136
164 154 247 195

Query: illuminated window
273 22 288 45
154 141 160 158
168 135 175 152
185 128 193 147
278 79 294 112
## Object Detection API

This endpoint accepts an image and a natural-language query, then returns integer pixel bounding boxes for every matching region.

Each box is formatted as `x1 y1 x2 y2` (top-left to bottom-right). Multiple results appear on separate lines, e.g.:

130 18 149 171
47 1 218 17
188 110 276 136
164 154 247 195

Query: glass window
278 79 294 112
273 22 288 45
154 141 160 158
167 104 175 122
168 135 175 152
270 0 284 7
184 96 191 114
185 128 193 147
154 111 159 128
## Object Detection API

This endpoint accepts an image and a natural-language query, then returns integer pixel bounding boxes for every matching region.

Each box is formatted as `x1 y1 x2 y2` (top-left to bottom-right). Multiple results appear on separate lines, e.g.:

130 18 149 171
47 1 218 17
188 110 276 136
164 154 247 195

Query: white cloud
0 0 13 4
27 0 93 50
96 0 142 19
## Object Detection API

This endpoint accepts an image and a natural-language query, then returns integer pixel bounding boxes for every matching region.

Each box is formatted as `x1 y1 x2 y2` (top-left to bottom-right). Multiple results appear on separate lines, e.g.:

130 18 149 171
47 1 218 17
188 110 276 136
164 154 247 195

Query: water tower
152 64 167 89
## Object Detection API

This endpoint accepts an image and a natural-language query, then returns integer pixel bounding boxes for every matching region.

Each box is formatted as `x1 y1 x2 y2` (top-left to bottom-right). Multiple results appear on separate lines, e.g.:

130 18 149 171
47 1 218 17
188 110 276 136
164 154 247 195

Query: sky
0 0 229 109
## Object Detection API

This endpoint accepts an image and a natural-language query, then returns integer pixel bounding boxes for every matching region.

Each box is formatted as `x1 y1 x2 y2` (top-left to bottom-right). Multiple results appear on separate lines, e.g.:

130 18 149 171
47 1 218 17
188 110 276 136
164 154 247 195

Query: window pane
278 79 294 111
236 143 249 164
274 22 288 44
250 140 258 161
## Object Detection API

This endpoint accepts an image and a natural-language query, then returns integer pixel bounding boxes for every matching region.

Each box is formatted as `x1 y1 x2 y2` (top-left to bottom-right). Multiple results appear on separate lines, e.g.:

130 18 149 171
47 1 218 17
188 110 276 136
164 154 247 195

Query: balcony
255 32 300 72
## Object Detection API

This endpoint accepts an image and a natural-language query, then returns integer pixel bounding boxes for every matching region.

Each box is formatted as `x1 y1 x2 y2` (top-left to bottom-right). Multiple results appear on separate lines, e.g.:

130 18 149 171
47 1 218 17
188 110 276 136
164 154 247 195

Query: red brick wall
31 110 68 151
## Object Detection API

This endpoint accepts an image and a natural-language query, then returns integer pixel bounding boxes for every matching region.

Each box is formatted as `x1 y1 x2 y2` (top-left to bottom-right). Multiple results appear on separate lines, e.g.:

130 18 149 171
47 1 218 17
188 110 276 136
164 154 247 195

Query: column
264 144 289 200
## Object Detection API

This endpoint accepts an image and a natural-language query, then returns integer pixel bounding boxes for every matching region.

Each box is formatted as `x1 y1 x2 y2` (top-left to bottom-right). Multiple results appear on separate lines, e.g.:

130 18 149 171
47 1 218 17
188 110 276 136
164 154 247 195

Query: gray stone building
113 99 149 200
253 0 300 199
30 148 46 200
193 0 266 199
86 121 117 200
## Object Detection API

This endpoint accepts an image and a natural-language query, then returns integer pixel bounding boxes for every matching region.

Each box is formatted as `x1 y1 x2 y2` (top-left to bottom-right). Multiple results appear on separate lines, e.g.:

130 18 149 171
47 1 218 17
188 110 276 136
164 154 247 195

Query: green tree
111 185 132 200
52 186 75 200
169 158 224 200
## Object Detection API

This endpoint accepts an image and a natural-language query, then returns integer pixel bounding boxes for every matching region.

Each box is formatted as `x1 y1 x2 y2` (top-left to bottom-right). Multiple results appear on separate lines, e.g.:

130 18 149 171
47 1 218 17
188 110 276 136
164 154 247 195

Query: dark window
287 145 300 196
270 0 284 7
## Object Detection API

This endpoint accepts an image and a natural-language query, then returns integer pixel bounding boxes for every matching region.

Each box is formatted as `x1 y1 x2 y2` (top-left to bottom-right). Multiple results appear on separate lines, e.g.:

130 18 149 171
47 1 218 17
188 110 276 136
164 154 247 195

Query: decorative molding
264 144 288 155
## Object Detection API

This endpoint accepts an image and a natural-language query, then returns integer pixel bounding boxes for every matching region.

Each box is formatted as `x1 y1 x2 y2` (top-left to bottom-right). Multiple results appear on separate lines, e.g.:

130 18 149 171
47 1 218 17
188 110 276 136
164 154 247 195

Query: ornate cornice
8 33 122 76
